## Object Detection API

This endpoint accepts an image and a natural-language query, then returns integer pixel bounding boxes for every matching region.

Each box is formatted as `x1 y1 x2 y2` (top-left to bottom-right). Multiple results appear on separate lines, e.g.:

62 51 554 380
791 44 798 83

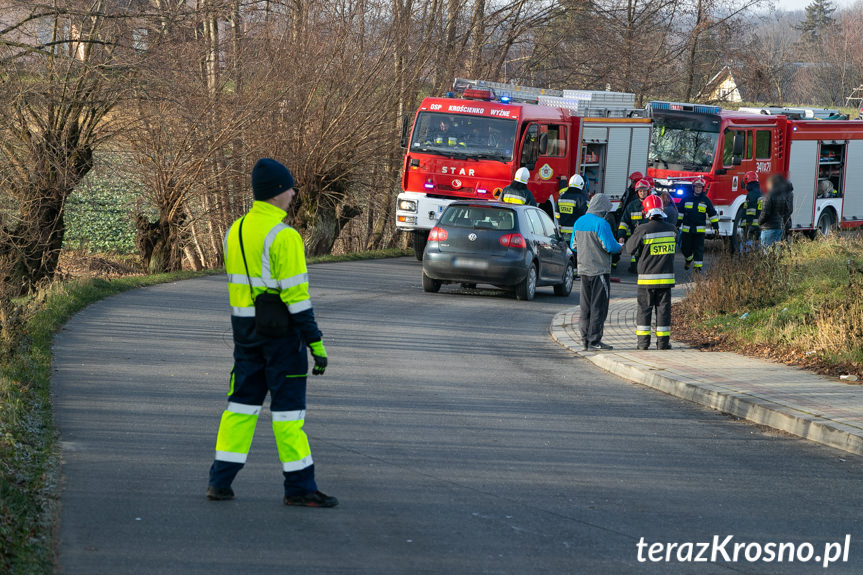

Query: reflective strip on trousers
656 326 671 337
282 454 314 473
637 273 675 285
636 325 651 336
694 261 703 268
215 407 261 463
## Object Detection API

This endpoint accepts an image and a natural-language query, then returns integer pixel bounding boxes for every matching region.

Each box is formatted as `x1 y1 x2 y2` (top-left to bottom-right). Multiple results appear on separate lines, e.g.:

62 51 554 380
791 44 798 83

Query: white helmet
514 167 530 184
568 174 585 190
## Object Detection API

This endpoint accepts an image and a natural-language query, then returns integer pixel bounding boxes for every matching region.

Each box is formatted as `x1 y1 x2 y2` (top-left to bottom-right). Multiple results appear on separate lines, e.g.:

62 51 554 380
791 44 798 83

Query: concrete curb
550 306 863 456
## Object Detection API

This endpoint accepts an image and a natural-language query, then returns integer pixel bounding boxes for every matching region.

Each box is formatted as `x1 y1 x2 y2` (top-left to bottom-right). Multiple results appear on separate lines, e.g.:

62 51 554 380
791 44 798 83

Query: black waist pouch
238 216 294 338
254 292 293 338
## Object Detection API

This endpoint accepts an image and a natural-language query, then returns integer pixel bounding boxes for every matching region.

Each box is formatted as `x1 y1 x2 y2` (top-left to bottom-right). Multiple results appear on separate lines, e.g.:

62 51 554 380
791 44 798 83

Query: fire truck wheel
729 206 746 255
816 209 836 238
422 272 442 293
413 231 429 261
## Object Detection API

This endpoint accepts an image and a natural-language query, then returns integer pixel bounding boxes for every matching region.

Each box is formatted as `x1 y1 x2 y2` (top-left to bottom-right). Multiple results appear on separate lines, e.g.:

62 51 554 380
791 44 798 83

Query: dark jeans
579 273 611 345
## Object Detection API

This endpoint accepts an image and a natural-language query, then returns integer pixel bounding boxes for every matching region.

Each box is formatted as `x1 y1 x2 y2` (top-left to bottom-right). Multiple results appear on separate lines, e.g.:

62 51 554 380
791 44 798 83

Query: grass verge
0 247 409 573
674 234 863 378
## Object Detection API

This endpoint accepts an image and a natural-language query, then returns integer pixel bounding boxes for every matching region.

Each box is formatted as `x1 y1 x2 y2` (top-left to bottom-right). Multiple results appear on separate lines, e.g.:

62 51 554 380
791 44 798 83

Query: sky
773 0 859 12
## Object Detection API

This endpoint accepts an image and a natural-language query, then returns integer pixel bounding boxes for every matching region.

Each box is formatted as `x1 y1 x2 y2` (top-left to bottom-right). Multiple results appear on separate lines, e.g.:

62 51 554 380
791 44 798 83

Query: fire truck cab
647 101 863 246
397 79 651 259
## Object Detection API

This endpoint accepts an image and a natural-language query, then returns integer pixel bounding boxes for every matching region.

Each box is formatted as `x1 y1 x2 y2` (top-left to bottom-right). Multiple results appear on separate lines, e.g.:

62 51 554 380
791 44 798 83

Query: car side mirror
400 114 411 149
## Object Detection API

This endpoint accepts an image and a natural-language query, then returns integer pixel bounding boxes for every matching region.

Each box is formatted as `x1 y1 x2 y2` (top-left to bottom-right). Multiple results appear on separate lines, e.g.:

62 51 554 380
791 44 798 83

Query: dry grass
675 234 863 377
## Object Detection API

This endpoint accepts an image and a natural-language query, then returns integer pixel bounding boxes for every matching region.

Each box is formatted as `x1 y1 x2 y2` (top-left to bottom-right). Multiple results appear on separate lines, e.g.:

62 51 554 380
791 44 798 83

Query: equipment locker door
787 140 818 230
841 139 863 225
605 127 631 202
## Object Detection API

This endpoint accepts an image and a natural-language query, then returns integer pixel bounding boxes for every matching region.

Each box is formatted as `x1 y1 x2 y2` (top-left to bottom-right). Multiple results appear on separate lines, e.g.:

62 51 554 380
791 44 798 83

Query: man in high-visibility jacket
678 177 719 271
556 174 589 240
625 194 677 350
499 167 537 206
207 158 337 508
739 171 762 248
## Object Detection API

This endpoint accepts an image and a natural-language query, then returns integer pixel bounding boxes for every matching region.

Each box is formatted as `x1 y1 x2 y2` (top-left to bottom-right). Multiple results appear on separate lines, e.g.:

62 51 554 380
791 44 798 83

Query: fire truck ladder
452 78 647 119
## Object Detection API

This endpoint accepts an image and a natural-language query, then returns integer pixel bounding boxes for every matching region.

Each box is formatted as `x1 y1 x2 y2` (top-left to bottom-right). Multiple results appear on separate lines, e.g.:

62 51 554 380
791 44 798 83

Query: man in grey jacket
571 194 623 351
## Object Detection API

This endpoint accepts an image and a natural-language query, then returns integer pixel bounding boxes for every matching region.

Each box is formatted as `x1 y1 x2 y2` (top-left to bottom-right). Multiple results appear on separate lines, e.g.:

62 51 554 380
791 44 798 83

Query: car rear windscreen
440 206 516 231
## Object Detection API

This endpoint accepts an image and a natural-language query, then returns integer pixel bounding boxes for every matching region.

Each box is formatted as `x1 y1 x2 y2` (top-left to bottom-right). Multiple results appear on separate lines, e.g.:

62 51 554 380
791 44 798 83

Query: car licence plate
452 257 489 270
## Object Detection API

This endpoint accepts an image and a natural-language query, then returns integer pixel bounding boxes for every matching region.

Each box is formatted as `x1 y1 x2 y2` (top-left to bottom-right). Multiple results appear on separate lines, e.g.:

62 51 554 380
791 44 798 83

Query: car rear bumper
423 250 529 285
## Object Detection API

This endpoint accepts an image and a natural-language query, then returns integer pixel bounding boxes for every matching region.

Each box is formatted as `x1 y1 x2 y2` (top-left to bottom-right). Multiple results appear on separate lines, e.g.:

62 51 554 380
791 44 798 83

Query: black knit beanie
252 158 295 201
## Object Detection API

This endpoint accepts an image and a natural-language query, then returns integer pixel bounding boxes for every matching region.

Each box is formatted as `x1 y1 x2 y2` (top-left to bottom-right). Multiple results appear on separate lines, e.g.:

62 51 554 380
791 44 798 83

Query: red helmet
744 171 758 184
692 177 706 189
629 171 644 182
635 178 651 191
642 194 665 218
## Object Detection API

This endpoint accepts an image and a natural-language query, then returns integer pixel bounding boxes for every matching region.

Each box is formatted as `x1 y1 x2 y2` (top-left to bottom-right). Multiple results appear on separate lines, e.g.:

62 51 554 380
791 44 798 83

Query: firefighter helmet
514 167 530 184
568 174 585 190
692 177 706 190
744 171 758 184
635 178 651 192
629 171 644 182
642 194 665 219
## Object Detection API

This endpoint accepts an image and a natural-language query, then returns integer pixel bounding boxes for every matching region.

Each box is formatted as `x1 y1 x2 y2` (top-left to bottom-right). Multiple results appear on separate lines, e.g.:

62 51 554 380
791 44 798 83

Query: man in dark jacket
571 193 622 351
500 167 537 206
740 171 763 247
616 171 644 222
617 179 652 273
626 194 677 350
678 177 718 271
556 174 589 240
758 175 793 248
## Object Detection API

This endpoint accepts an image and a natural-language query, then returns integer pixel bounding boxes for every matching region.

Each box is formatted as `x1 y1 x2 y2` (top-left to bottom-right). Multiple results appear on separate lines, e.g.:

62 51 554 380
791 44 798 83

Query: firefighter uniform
617 197 646 271
677 194 719 270
625 215 677 350
556 185 588 238
740 182 763 244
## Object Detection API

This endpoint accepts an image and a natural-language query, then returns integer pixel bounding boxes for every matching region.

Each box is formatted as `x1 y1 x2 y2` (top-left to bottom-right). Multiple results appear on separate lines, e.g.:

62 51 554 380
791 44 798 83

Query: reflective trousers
209 317 316 496
680 231 705 270
636 287 671 350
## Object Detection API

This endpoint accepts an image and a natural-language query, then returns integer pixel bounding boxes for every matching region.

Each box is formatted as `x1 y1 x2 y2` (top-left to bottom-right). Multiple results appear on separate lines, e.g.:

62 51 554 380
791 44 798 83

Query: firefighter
677 177 718 271
616 171 644 222
207 158 337 508
556 174 589 240
500 167 538 206
740 171 763 247
625 194 677 350
618 178 652 273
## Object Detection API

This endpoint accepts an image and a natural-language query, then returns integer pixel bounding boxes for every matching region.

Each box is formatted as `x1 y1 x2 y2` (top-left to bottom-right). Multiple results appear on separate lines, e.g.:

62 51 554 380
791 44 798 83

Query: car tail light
429 227 448 241
499 233 526 248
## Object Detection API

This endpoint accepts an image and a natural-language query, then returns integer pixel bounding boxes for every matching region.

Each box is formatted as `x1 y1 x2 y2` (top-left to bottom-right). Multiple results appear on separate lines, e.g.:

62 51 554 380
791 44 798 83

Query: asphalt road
53 257 863 574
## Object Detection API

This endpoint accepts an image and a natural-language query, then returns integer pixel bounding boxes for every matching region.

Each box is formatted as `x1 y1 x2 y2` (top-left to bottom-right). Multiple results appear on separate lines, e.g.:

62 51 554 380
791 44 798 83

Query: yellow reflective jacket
224 201 320 342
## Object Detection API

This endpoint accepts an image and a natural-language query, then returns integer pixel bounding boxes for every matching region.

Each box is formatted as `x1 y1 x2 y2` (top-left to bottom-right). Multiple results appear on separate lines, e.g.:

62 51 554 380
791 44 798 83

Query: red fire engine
646 101 863 245
396 79 652 259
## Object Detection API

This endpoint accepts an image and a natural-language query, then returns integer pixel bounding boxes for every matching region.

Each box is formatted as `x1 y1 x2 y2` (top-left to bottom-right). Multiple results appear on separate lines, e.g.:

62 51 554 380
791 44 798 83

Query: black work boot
657 339 672 350
637 336 651 350
206 486 235 501
284 490 339 508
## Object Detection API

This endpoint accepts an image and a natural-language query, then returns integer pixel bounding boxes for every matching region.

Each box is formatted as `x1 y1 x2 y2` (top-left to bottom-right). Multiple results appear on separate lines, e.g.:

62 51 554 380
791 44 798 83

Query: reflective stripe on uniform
709 216 719 224
261 223 289 289
503 195 526 204
559 225 573 233
693 261 703 268
232 306 255 317
680 225 690 232
227 402 262 415
272 410 306 422
278 273 309 291
227 274 268 288
642 231 676 245
656 326 671 337
282 454 314 473
215 450 247 464
696 226 706 233
289 300 313 314
636 325 651 336
637 273 675 285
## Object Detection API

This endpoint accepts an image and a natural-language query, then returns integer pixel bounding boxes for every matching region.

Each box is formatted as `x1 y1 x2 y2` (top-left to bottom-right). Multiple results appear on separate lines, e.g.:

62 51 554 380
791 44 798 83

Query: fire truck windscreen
410 112 517 162
649 111 722 172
